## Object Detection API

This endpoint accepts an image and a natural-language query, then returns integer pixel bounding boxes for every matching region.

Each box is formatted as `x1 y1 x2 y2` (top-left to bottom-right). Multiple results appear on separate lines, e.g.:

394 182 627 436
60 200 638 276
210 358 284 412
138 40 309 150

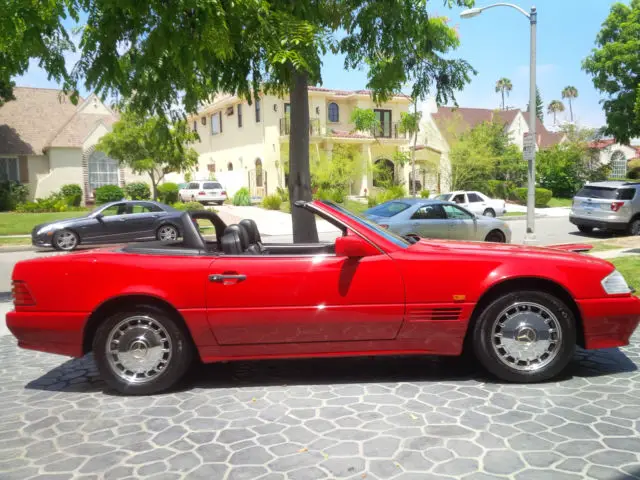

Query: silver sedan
363 198 512 243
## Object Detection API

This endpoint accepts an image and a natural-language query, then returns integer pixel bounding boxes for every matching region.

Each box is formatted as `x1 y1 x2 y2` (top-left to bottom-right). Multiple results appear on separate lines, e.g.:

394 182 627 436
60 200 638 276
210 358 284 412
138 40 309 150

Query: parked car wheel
577 225 593 234
628 218 640 236
473 291 576 383
53 229 79 251
93 306 194 395
216 201 224 206
157 225 179 242
484 230 505 243
483 208 496 218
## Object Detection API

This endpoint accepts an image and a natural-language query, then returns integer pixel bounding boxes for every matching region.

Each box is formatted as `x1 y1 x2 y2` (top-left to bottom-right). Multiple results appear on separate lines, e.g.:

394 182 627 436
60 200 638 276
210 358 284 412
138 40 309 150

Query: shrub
124 182 151 200
60 184 83 206
315 188 345 203
513 187 552 207
378 185 406 203
0 181 29 211
627 159 640 179
276 186 289 203
16 196 70 213
157 182 179 204
420 189 430 198
367 195 380 207
233 187 251 206
172 201 204 211
95 185 124 204
262 194 282 210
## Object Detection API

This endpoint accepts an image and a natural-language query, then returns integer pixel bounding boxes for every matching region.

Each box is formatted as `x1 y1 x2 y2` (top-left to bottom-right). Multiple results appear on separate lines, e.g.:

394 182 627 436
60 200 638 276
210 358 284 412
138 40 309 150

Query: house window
374 109 392 137
255 98 261 123
237 104 243 128
284 103 291 115
611 151 627 179
88 151 119 192
227 162 233 171
0 158 19 182
192 120 197 132
255 158 263 187
211 112 222 135
328 102 339 122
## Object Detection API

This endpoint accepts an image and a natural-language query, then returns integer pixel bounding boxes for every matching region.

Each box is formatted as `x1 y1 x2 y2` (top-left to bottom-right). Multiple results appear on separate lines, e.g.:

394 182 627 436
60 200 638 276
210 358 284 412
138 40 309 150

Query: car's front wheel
484 230 505 243
93 306 194 395
473 291 576 383
53 229 79 251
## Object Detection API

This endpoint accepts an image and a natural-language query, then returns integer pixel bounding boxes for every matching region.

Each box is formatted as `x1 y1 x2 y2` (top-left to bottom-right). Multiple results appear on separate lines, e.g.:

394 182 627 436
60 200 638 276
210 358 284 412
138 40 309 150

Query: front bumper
577 296 640 349
6 310 88 357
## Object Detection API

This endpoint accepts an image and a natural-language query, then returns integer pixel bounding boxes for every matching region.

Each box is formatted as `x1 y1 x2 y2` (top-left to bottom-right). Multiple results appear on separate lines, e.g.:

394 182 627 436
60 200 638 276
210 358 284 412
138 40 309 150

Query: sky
14 0 619 129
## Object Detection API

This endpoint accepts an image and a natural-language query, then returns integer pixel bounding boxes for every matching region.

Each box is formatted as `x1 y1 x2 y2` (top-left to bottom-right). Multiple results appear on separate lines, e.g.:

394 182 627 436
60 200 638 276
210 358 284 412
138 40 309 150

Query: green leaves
350 107 379 133
583 0 640 143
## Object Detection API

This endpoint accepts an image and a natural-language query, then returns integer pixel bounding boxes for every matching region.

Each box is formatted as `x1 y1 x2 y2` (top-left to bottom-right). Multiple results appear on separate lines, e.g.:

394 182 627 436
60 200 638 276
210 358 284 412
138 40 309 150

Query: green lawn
610 256 640 293
0 237 32 246
547 197 573 208
502 212 525 217
589 243 623 253
0 211 90 235
278 199 368 215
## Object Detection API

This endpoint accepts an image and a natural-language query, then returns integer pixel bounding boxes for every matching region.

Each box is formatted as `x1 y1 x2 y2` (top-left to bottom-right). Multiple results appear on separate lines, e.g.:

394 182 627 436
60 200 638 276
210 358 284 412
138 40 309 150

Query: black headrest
224 224 249 250
221 230 243 255
180 212 205 250
239 219 261 244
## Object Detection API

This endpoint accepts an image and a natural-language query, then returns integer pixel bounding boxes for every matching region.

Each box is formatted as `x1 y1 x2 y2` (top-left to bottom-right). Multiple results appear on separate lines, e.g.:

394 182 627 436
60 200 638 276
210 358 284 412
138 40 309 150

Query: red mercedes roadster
7 201 640 395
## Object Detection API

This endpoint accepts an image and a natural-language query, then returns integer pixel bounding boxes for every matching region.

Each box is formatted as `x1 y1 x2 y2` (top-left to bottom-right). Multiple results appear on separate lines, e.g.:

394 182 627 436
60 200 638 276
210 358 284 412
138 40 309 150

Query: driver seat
239 219 264 252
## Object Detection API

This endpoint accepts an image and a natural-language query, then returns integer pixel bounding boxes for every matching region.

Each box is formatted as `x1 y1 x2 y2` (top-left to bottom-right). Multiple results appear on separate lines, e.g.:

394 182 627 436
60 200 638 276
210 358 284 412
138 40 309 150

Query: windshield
322 201 410 248
436 193 451 201
366 201 410 218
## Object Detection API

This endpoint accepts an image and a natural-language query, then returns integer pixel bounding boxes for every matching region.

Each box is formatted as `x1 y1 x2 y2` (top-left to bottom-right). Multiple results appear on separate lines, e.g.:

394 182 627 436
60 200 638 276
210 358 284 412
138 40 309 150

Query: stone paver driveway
1 332 639 480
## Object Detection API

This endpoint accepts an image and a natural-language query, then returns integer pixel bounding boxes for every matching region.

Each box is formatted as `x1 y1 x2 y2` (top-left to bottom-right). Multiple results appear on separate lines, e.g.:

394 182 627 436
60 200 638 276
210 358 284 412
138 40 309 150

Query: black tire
628 218 640 236
577 225 593 234
484 230 505 243
483 208 496 218
216 201 224 206
156 224 179 242
472 291 576 383
93 305 194 395
52 229 79 251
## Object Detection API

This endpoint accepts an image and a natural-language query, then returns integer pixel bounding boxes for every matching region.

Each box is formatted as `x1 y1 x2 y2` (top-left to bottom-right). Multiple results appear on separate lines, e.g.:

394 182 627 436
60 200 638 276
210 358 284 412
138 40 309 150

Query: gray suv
570 181 640 235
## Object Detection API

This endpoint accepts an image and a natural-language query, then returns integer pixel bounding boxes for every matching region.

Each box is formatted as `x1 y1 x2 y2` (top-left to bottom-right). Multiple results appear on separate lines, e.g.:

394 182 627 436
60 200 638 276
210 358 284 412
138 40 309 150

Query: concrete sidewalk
506 204 570 217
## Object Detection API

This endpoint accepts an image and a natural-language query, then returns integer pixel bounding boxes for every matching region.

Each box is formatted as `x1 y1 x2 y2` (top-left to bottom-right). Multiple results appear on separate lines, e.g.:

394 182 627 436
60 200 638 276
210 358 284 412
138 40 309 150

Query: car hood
31 215 90 234
407 238 611 267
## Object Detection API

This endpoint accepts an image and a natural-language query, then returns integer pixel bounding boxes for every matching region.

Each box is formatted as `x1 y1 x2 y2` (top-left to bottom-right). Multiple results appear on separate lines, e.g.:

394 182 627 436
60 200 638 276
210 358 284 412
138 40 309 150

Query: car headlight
601 269 632 295
36 225 54 235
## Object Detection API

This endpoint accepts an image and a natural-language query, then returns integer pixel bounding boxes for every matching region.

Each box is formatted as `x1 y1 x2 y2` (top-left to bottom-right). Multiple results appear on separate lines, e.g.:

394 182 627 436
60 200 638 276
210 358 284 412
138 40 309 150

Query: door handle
209 274 246 283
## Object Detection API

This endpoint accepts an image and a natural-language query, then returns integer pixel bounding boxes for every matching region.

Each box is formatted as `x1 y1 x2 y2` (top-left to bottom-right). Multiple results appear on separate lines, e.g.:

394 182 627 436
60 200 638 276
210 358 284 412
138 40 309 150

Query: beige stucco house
588 139 640 179
0 87 143 204
182 87 447 197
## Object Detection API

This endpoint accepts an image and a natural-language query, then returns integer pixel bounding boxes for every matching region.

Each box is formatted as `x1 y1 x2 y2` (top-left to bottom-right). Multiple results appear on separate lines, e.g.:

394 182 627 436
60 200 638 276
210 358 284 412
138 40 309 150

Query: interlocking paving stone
0 332 638 479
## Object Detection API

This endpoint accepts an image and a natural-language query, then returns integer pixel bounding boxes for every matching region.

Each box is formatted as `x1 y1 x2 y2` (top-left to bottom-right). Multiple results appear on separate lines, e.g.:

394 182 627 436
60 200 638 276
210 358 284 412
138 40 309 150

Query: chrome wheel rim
491 302 562 372
56 231 77 250
106 315 172 384
158 226 178 241
484 210 495 217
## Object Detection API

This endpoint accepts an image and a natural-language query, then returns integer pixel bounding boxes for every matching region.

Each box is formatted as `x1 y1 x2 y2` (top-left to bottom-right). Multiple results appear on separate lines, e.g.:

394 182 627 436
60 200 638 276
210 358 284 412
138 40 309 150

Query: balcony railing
372 122 410 139
280 118 321 136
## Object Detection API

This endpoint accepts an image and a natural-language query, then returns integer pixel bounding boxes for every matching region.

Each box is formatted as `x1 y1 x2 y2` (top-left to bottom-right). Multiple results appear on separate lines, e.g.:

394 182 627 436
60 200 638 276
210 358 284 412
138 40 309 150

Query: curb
0 246 37 253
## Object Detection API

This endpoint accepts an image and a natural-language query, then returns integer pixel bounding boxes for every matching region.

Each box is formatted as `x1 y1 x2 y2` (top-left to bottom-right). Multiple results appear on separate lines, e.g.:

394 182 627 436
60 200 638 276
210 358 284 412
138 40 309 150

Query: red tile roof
588 139 616 150
308 86 410 100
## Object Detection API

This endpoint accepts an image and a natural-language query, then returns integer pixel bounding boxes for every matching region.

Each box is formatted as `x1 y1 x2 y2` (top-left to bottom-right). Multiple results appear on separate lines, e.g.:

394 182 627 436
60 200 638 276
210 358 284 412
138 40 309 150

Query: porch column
360 144 372 196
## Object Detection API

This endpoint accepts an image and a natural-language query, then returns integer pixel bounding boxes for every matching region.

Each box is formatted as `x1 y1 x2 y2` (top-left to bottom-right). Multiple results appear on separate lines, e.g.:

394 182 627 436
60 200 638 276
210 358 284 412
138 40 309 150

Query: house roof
0 88 117 155
308 86 410 100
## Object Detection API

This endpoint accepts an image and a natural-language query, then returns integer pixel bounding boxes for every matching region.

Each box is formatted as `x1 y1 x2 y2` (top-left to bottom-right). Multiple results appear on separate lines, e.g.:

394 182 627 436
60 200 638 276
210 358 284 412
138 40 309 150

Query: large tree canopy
0 0 78 106
583 0 640 143
70 0 474 241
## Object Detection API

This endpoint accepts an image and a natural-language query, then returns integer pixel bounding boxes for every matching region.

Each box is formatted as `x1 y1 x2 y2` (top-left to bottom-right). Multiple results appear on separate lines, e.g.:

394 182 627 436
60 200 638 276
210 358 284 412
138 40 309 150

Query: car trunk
573 185 633 220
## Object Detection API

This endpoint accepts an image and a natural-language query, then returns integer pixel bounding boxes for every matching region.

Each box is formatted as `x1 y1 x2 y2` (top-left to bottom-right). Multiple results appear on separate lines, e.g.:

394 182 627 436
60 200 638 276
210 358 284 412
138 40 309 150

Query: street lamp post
461 3 538 244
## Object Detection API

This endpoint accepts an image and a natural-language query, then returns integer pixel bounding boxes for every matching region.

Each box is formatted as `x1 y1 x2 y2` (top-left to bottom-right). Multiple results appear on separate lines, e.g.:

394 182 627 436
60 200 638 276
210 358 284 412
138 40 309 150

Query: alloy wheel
158 226 178 241
55 231 78 250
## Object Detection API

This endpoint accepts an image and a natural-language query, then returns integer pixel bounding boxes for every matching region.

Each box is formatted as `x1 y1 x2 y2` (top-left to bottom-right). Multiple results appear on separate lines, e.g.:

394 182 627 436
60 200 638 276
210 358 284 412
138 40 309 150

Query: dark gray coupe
32 200 187 251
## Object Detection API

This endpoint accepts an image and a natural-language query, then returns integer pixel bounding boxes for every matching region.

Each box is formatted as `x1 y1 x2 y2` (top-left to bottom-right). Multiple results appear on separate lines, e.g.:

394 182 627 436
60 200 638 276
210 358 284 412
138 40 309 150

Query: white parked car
179 180 228 205
435 191 506 217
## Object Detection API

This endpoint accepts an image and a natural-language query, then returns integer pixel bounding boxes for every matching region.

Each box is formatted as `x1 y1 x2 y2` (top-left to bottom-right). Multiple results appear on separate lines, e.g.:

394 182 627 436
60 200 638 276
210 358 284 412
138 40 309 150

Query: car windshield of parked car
435 193 451 201
323 202 410 248
366 201 411 218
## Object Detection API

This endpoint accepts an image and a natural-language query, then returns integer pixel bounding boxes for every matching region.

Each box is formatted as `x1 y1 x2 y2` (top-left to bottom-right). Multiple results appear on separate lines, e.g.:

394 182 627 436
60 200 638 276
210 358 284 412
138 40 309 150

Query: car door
183 182 199 201
466 192 486 215
407 204 449 238
83 203 131 243
442 204 477 240
125 202 164 239
205 235 405 345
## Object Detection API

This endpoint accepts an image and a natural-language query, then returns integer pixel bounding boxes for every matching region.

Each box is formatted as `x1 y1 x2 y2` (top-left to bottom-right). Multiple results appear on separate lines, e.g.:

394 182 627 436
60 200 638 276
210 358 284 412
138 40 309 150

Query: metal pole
524 6 537 244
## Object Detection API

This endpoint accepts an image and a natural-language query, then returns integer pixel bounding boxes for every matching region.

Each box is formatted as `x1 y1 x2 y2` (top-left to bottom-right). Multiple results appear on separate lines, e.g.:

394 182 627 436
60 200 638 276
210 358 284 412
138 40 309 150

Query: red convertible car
7 201 640 395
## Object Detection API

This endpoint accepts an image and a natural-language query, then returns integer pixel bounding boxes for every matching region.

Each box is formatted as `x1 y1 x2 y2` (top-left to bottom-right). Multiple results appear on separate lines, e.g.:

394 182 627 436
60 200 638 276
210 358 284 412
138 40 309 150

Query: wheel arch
82 294 194 354
465 276 585 349
485 229 505 242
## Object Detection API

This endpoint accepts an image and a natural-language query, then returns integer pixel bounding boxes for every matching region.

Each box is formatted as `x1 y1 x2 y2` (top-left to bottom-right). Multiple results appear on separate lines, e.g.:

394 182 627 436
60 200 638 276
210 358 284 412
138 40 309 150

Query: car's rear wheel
485 230 505 243
157 225 179 242
628 218 640 236
473 291 576 383
577 225 593 234
483 208 496 217
216 201 224 206
53 229 79 251
93 306 194 395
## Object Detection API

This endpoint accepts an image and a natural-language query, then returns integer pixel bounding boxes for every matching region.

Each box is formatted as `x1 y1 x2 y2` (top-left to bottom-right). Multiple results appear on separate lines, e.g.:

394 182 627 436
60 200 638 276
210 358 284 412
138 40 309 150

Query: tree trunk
501 90 505 110
569 99 573 122
411 102 418 197
149 170 158 200
288 71 319 243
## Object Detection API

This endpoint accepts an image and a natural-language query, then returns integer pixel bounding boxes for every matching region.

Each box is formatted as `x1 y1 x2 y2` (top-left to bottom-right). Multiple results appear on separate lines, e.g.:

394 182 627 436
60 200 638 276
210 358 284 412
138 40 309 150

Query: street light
460 3 538 244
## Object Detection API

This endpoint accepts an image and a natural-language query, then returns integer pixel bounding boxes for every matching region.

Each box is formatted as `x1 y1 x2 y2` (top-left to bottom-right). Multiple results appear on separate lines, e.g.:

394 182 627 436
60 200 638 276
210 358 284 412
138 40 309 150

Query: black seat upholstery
239 219 264 253
180 212 206 251
225 224 261 254
221 230 243 255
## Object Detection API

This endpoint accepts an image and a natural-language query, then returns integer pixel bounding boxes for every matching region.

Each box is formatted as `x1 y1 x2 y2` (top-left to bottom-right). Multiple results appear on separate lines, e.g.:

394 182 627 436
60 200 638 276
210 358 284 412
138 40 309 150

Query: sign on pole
523 133 535 162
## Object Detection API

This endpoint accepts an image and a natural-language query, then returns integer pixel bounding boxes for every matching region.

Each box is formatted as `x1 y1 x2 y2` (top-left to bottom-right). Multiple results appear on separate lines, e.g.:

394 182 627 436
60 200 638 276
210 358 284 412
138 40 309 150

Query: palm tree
562 86 578 122
547 100 565 125
495 78 513 111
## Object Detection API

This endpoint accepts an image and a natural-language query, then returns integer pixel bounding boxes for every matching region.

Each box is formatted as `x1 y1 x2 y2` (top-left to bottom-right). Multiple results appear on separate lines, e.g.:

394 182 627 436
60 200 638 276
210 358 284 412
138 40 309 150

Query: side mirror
95 213 103 221
335 235 379 258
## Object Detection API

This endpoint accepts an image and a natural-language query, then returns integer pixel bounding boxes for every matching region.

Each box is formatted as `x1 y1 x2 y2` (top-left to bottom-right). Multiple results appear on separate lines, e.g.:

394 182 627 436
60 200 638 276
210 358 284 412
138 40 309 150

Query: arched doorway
227 162 233 171
373 158 394 187
611 151 627 178
255 158 263 187
88 150 119 193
